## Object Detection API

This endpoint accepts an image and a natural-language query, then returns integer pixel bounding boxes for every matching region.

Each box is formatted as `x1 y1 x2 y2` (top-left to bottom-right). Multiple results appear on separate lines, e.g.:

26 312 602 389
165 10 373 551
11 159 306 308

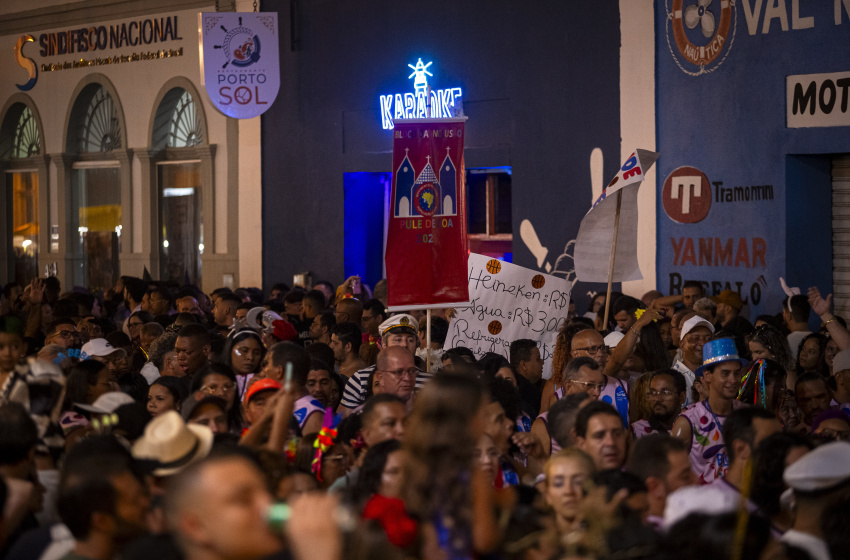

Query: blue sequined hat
695 337 748 377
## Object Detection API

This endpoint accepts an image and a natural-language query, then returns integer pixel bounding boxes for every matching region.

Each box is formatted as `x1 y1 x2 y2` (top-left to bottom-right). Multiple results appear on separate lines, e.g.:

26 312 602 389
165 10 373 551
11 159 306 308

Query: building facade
4 0 850 321
0 0 263 294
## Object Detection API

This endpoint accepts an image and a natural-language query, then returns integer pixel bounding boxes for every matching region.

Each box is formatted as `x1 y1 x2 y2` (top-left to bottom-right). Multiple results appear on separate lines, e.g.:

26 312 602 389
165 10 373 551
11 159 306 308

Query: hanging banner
199 12 280 119
574 149 659 283
446 253 571 378
386 118 469 310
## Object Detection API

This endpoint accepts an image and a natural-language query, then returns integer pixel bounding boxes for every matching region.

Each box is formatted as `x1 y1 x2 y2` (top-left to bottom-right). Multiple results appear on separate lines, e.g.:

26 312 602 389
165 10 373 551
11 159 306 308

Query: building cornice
0 0 234 36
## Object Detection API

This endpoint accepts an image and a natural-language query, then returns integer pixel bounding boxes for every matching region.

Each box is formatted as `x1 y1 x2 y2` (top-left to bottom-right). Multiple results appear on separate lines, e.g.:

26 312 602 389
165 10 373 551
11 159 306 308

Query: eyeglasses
51 330 75 339
685 335 712 344
573 345 609 356
128 321 145 328
380 368 418 379
201 383 236 395
565 380 605 392
647 389 675 398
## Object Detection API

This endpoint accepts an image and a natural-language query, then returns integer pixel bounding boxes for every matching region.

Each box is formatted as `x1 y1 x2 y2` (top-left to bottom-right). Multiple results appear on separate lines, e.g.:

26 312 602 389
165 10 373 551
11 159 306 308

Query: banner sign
787 71 850 129
446 253 572 378
385 118 469 310
199 12 279 119
574 149 659 283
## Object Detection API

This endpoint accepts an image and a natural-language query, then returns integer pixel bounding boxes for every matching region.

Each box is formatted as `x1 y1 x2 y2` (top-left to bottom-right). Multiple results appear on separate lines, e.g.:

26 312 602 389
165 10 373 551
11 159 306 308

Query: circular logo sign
666 0 736 75
662 166 712 224
413 182 439 217
222 26 261 67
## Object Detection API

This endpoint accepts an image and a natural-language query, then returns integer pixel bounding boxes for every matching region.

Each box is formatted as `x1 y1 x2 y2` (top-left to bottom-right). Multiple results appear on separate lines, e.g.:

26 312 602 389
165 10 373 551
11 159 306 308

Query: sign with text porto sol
199 12 279 119
385 118 469 310
446 253 572 378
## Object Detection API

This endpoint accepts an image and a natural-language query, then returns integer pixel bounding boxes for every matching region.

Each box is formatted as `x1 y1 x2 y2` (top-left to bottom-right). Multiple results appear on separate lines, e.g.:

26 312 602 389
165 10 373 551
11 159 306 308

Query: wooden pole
426 308 432 372
601 190 623 330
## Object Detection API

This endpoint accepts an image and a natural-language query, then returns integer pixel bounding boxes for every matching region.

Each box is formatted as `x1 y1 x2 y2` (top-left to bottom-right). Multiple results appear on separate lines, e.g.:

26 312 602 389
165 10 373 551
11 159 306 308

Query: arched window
0 102 42 285
69 85 122 153
153 88 203 150
66 83 124 291
151 87 205 285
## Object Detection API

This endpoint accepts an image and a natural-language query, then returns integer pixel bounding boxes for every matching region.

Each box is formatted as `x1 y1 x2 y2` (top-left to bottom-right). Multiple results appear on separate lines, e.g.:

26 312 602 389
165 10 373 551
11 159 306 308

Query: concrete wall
0 0 261 292
261 0 622 306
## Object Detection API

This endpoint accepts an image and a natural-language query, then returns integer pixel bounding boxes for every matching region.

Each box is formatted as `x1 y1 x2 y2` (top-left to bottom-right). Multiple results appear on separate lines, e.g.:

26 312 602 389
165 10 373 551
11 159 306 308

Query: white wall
619 0 657 298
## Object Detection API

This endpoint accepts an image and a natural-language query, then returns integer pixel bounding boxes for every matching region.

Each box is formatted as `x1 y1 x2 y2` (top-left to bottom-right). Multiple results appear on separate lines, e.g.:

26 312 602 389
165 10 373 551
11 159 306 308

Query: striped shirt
340 365 431 409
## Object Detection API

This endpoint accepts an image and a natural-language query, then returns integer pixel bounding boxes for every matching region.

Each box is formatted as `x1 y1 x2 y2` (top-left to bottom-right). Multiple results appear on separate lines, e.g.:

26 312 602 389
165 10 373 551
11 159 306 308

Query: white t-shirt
787 331 812 359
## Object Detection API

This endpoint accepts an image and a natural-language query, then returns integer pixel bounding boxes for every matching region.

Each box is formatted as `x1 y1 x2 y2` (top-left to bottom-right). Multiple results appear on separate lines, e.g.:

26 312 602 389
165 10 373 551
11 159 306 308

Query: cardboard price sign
446 253 571 379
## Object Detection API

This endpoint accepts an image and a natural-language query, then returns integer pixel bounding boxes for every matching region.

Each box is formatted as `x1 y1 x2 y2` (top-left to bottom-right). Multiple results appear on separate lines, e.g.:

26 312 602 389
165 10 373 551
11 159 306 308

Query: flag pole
601 190 623 330
425 308 432 372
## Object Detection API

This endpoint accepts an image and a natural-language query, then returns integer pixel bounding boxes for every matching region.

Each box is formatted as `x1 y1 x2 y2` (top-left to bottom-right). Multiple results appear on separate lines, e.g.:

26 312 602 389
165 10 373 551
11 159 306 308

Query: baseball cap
784 441 850 492
711 290 744 312
244 377 281 405
80 338 127 360
75 391 135 414
379 314 418 337
679 315 715 342
833 349 850 375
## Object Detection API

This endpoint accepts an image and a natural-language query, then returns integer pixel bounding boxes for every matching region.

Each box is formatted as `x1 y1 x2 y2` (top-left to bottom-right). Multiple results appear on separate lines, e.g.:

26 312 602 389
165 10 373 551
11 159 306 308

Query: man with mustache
632 369 687 439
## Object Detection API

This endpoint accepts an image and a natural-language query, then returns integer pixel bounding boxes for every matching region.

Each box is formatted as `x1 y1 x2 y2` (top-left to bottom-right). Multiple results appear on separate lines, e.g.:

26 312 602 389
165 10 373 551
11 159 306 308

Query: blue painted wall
343 172 389 290
656 0 850 318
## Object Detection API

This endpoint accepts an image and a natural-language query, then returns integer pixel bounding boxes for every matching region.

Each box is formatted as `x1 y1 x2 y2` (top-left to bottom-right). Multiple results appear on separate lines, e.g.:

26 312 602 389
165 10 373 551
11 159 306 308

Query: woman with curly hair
403 373 501 559
737 359 787 415
543 322 591 414
747 324 796 389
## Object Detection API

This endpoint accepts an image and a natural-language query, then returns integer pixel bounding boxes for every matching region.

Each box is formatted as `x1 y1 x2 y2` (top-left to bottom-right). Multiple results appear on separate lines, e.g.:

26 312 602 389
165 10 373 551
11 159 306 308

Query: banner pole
426 309 432 372
601 190 623 330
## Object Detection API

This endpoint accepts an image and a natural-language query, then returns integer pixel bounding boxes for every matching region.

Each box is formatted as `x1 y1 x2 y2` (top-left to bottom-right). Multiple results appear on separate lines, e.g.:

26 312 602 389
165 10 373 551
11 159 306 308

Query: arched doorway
146 83 210 286
0 98 46 286
65 82 126 291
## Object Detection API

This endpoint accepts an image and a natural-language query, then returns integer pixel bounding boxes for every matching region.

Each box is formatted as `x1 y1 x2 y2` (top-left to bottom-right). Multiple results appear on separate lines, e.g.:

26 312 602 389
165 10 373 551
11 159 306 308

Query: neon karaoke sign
379 58 462 129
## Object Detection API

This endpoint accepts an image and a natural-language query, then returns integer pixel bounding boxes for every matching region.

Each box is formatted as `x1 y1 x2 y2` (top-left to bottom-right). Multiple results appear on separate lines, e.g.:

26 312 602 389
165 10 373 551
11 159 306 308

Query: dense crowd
0 274 848 560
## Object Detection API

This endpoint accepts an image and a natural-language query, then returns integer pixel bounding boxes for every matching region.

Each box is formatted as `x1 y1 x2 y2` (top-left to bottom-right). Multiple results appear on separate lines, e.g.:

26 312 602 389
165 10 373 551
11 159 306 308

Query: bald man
374 346 418 404
569 329 629 426
176 296 200 315
334 298 364 331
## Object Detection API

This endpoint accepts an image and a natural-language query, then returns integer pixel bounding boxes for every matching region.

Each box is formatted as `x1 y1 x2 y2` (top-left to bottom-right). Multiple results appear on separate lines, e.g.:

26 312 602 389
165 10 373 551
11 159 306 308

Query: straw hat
132 410 213 476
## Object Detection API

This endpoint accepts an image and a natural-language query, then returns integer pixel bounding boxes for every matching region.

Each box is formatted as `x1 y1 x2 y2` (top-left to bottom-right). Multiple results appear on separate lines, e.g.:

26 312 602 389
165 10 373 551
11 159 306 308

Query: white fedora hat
131 410 213 476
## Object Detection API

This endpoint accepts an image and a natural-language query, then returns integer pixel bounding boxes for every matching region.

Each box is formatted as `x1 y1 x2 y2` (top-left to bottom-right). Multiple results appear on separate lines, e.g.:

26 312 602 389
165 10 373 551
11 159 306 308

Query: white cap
784 441 850 492
80 338 127 360
663 485 737 529
604 331 625 348
379 314 418 337
680 315 715 342
832 349 850 375
75 391 135 414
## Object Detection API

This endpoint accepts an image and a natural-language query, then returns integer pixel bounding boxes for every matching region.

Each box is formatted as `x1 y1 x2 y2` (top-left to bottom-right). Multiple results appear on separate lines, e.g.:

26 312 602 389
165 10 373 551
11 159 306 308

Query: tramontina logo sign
199 12 279 119
665 0 737 76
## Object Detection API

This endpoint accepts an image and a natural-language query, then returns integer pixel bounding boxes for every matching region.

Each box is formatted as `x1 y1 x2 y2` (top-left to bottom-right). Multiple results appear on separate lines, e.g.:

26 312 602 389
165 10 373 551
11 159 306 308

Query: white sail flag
574 149 659 283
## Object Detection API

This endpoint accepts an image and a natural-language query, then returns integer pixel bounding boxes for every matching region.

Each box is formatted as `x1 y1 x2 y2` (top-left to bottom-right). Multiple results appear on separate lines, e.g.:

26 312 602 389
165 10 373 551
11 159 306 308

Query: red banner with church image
385 118 470 310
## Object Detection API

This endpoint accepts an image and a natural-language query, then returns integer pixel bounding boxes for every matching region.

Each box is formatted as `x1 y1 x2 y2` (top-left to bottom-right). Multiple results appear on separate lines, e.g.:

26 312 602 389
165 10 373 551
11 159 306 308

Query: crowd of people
0 274 849 560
